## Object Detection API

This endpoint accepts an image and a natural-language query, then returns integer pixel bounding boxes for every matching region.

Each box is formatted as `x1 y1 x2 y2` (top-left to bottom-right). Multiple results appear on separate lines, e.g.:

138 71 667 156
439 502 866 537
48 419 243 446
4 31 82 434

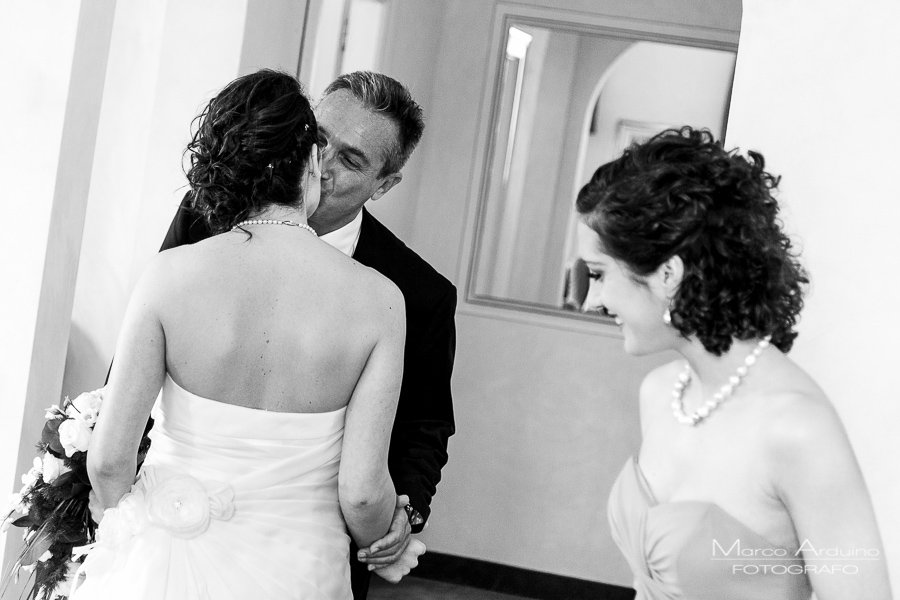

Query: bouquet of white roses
0 387 152 600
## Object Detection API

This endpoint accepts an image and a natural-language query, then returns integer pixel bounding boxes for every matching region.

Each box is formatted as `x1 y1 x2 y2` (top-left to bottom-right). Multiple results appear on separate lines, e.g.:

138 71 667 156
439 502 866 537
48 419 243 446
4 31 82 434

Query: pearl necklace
672 336 772 426
231 219 317 237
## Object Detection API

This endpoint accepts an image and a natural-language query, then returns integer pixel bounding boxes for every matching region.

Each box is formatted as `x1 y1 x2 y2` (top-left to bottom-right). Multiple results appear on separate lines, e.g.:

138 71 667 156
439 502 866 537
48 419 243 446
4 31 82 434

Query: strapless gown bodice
72 374 352 600
607 457 812 600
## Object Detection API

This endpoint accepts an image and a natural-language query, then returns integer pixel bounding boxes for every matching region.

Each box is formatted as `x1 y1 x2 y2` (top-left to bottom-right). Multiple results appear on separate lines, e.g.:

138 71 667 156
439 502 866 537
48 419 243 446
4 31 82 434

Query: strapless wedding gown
608 457 812 600
71 374 352 600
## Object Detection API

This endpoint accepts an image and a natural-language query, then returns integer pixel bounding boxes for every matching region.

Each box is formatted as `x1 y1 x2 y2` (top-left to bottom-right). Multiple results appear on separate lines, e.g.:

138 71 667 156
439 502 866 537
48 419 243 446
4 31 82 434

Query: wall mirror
468 14 738 320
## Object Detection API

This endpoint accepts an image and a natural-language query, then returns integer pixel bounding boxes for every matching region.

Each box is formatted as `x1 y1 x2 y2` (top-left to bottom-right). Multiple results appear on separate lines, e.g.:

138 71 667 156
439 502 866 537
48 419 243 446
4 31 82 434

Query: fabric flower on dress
143 469 234 538
75 466 235 590
58 419 93 456
96 488 150 549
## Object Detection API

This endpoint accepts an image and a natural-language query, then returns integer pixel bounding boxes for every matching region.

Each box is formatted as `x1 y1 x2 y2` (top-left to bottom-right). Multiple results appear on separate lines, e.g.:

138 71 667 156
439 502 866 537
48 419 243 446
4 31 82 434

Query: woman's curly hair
184 69 318 234
576 127 808 355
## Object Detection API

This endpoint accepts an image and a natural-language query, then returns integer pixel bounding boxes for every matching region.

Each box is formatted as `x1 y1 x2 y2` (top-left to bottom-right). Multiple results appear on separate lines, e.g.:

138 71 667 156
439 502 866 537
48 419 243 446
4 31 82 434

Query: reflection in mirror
470 21 737 318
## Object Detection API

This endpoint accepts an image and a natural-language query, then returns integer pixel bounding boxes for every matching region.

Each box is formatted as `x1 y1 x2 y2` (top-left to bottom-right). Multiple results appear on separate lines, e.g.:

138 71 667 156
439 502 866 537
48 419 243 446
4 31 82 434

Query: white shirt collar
318 210 363 257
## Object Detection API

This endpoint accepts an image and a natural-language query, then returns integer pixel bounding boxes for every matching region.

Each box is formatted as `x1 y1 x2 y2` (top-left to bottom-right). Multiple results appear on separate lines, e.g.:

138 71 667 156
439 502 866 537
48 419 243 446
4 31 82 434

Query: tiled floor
369 576 528 600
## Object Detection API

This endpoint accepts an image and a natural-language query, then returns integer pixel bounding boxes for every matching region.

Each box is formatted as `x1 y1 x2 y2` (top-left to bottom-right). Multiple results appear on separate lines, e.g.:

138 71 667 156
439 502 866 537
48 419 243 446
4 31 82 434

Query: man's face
309 89 402 235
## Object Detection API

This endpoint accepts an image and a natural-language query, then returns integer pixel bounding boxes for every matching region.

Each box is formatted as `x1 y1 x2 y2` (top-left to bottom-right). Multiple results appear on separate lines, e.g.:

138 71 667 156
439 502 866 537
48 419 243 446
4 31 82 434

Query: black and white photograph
0 1 896 599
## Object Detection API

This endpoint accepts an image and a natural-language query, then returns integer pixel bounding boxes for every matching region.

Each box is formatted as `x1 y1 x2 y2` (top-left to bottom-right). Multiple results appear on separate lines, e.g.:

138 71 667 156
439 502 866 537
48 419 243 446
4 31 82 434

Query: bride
71 70 410 599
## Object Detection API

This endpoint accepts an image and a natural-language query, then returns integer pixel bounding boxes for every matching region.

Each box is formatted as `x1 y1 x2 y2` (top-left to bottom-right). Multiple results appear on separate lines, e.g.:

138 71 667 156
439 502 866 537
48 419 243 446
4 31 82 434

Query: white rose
19 456 43 491
42 453 70 484
58 419 92 456
21 471 38 490
6 493 23 514
68 391 103 426
44 404 65 420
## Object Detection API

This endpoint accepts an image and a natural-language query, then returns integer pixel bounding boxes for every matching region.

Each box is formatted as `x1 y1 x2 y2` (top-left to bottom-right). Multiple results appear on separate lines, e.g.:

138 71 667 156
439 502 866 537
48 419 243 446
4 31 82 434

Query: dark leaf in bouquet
0 547 35 599
19 522 54 566
35 541 78 598
11 515 36 528
76 467 92 486
71 483 89 498
51 480 80 502
46 446 65 460
41 420 65 455
51 471 77 488
65 451 87 473
57 527 90 544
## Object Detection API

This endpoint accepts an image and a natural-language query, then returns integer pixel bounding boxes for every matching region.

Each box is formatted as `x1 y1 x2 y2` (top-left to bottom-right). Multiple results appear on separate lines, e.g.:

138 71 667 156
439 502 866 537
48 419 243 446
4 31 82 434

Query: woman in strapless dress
575 127 891 600
70 69 417 599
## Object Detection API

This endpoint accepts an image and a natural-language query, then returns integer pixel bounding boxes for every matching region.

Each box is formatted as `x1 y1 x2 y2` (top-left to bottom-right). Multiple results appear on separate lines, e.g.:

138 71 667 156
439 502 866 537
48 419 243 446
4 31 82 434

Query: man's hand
371 538 426 584
357 494 412 567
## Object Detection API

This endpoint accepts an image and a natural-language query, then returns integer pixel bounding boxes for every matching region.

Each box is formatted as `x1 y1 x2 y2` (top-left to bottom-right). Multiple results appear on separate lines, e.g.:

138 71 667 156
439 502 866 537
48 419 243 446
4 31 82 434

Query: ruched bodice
607 457 812 600
72 374 352 600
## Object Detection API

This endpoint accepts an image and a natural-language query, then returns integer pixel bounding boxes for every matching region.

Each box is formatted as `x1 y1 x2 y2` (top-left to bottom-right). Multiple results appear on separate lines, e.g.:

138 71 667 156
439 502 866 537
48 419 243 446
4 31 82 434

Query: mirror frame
464 4 740 325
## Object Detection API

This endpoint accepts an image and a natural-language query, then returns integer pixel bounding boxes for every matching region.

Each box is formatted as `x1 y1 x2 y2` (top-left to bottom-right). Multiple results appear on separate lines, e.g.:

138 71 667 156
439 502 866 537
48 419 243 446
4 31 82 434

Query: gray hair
324 71 424 176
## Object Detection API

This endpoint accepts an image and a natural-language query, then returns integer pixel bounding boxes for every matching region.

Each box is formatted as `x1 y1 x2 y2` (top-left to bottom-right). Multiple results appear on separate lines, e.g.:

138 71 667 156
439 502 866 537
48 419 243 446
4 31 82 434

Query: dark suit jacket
159 198 457 598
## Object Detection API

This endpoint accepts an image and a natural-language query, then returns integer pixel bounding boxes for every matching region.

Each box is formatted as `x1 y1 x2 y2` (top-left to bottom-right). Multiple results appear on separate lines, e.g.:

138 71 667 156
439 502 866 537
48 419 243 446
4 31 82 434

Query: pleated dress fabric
72 374 352 600
608 457 812 600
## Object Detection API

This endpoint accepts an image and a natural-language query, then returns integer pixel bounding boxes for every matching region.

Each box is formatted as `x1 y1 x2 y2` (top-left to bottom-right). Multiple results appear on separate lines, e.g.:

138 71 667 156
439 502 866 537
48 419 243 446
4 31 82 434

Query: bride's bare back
155 226 401 414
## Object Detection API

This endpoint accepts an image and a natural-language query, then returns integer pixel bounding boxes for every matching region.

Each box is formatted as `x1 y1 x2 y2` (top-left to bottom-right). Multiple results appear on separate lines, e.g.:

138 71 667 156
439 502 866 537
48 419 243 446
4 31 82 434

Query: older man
159 71 456 599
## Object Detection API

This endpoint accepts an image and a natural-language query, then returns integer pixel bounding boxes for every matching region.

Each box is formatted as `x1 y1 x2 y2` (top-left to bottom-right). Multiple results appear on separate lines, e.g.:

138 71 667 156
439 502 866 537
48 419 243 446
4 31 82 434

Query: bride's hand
371 538 426 584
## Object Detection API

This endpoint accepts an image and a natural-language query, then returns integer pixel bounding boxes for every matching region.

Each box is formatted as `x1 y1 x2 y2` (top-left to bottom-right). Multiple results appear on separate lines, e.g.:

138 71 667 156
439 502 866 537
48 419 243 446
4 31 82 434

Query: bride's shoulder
132 243 210 304
142 244 198 283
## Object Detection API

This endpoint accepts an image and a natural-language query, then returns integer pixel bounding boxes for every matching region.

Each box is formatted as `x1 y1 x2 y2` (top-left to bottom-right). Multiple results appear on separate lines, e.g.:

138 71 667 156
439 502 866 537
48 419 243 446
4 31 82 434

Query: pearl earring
663 299 674 325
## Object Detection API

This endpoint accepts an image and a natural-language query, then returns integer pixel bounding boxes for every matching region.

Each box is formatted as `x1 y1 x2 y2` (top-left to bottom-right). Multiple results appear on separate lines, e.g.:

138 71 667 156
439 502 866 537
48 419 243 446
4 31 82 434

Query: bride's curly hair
576 127 808 355
184 69 318 234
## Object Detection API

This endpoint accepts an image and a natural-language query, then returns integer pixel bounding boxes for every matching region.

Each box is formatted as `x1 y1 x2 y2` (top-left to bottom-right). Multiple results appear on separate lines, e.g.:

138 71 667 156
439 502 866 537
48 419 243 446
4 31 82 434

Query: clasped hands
355 494 426 583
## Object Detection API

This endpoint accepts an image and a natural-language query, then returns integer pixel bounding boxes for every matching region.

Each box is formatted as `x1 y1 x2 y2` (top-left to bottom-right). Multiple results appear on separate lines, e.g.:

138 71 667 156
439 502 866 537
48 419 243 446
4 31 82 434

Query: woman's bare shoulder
753 359 856 485
351 260 405 324
637 360 685 428
640 360 685 403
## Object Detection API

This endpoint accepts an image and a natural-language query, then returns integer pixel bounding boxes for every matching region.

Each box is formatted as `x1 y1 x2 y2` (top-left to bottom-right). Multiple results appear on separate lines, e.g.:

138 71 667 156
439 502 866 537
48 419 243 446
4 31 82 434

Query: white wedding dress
71 374 352 600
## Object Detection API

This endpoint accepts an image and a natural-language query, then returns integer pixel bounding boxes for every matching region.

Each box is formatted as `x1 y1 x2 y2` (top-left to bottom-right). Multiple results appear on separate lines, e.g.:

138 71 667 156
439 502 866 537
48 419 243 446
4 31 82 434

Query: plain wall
725 0 900 588
0 0 116 577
